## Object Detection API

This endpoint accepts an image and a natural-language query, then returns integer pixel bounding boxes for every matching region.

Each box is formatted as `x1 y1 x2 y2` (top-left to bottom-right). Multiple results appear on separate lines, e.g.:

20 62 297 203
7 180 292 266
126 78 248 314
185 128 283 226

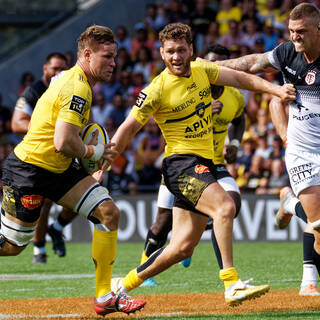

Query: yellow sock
219 267 239 289
140 250 149 265
122 269 144 291
92 228 117 298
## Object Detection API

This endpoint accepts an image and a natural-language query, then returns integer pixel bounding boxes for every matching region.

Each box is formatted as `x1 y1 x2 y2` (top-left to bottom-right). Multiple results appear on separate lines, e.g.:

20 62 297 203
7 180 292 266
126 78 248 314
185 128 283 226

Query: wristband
83 144 104 161
229 139 240 148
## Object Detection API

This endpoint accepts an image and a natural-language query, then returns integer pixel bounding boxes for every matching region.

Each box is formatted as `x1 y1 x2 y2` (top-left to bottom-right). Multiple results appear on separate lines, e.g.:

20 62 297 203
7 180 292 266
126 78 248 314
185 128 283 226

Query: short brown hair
159 23 192 47
77 25 115 56
290 3 320 25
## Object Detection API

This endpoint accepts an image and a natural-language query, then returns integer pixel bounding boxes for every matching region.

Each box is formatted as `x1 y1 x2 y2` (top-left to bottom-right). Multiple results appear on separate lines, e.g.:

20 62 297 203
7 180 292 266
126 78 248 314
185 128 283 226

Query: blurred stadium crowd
0 0 309 196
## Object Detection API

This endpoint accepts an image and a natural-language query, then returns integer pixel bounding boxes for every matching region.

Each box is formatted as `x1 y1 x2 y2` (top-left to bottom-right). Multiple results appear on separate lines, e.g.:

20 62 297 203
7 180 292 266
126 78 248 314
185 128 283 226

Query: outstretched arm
213 52 276 74
215 67 295 103
111 114 144 159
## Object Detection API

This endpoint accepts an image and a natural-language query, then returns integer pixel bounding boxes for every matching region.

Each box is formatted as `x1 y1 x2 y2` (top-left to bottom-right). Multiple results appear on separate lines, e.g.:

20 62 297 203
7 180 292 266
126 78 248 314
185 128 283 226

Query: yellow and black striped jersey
213 86 245 164
130 60 219 160
14 65 91 173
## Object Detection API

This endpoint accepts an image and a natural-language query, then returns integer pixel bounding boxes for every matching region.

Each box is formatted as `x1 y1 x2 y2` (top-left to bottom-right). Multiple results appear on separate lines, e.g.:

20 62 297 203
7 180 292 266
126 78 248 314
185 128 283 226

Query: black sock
57 215 70 227
211 228 223 270
295 202 308 223
33 241 45 248
144 229 167 257
137 247 165 273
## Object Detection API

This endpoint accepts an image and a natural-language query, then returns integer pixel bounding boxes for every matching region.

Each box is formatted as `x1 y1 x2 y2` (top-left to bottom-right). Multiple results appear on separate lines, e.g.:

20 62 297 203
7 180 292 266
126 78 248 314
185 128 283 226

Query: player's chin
101 72 113 82
293 43 305 52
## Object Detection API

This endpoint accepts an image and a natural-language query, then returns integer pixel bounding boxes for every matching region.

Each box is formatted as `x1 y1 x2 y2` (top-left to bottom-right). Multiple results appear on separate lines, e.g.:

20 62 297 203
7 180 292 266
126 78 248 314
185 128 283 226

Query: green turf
1 241 318 319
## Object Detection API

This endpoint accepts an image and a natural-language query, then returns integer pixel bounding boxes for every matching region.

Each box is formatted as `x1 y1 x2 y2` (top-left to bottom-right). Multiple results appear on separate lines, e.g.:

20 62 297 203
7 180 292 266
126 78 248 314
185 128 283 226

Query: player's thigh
169 207 208 252
58 175 98 209
162 154 220 217
299 185 320 222
197 182 235 220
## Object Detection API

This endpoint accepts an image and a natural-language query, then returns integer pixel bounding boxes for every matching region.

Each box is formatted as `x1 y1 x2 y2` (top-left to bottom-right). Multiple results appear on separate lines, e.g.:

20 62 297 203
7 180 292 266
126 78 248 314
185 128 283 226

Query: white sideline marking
0 314 82 319
0 274 94 281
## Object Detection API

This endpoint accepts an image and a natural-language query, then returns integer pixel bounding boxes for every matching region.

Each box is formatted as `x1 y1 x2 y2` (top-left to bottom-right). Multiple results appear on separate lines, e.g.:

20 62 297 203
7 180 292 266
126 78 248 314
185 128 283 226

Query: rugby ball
80 123 109 173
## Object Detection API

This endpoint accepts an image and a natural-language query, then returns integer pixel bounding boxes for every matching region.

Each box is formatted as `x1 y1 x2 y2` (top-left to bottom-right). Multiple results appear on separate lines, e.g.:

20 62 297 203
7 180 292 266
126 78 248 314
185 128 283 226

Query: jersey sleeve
15 96 33 116
130 75 162 125
192 60 220 84
268 41 292 71
15 86 39 115
57 83 90 128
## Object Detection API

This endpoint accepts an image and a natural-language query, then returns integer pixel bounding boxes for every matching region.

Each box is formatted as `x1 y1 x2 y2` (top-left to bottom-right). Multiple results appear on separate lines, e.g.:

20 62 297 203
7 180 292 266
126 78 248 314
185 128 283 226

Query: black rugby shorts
1 152 88 223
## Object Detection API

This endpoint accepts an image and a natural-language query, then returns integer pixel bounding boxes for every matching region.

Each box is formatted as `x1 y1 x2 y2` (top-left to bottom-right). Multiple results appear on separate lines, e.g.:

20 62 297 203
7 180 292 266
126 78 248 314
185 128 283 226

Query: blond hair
159 23 192 47
77 25 115 56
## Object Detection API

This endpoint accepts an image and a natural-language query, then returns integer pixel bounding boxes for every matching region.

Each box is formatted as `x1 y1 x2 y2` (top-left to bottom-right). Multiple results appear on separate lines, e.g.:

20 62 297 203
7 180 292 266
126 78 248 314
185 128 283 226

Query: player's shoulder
273 41 296 59
61 66 90 96
142 71 164 96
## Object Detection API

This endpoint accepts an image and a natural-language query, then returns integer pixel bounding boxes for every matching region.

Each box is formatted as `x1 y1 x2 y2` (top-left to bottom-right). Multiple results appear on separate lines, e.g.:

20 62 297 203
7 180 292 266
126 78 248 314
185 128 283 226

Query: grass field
1 241 320 319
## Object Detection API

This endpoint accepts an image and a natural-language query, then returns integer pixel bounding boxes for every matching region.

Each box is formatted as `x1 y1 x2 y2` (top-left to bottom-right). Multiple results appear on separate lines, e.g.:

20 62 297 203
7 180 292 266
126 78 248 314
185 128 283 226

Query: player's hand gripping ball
80 123 109 173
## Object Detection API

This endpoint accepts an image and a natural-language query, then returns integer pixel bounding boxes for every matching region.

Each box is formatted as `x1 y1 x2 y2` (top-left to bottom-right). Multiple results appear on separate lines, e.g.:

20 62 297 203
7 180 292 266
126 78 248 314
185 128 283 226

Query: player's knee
1 214 36 249
74 183 116 226
175 242 195 260
96 201 120 231
217 199 236 221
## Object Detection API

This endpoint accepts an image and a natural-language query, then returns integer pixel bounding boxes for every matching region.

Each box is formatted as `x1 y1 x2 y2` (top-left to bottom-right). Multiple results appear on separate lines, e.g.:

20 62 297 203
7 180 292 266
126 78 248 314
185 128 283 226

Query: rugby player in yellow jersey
11 52 77 264
137 43 246 288
109 22 295 306
1 25 146 316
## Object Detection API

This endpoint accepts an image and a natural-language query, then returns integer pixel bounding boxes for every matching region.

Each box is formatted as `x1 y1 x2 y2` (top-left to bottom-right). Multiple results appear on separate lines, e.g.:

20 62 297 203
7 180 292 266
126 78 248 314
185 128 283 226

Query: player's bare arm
11 109 31 133
54 121 87 158
269 96 288 141
213 52 276 74
215 67 296 103
111 114 144 160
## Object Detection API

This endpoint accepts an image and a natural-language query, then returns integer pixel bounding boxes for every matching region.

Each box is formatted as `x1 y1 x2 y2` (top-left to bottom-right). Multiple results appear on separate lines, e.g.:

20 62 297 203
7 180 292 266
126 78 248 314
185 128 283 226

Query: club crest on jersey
20 195 43 210
194 164 210 174
69 95 86 115
135 91 147 108
305 71 316 85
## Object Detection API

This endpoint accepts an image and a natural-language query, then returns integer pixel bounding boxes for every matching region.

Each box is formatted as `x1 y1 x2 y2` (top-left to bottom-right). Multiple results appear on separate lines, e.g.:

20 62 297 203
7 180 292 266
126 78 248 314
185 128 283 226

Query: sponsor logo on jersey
135 91 147 108
305 71 316 85
195 102 206 118
69 95 86 115
194 164 210 174
199 86 211 99
20 195 43 210
184 113 213 135
172 97 195 112
285 66 296 75
296 102 309 113
187 82 197 93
